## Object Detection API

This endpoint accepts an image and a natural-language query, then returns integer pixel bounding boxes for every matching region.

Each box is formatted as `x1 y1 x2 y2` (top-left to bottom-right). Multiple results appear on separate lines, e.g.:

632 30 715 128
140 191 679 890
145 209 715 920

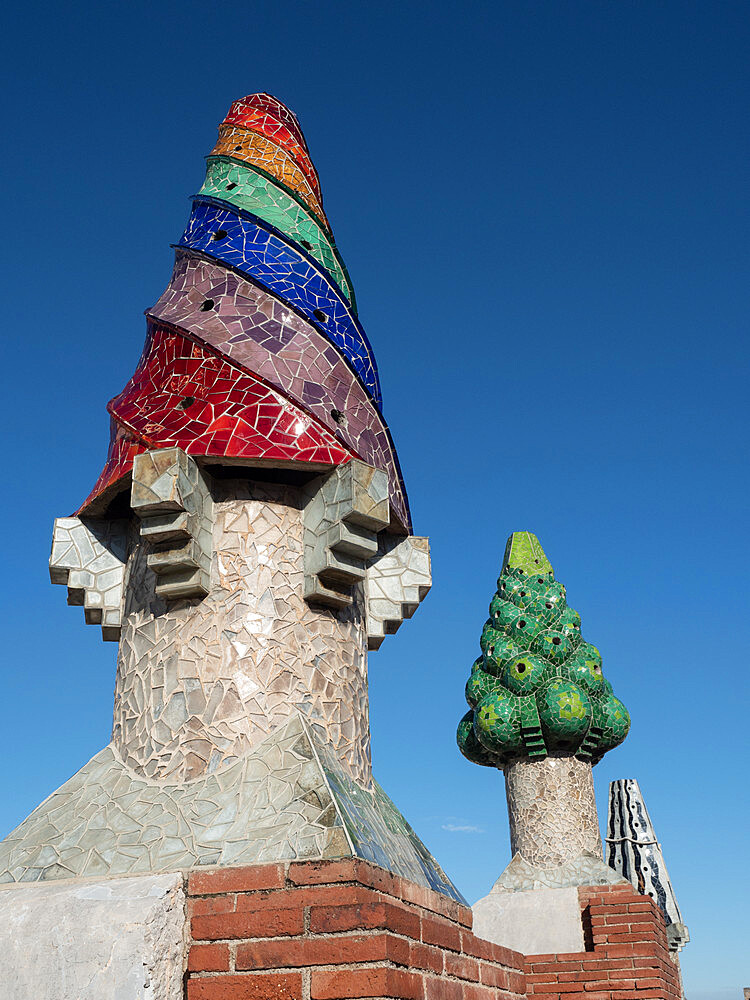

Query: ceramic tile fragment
0 716 464 903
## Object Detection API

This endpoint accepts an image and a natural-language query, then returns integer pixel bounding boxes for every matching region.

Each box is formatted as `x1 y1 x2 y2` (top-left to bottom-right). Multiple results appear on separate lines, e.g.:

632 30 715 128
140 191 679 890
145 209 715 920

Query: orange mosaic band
222 105 322 203
210 124 329 231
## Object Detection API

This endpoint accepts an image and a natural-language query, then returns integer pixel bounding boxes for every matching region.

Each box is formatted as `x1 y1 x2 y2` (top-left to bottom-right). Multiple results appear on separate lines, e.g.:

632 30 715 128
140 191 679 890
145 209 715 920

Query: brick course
186 859 525 1000
525 884 682 1000
185 860 681 1000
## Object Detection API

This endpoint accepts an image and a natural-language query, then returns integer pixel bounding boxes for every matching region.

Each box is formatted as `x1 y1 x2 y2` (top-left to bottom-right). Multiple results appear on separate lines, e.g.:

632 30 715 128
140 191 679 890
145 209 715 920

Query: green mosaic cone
456 532 630 768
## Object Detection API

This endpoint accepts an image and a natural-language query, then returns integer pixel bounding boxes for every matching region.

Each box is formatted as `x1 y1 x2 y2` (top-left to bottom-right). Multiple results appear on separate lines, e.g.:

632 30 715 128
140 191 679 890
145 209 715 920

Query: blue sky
1 1 747 994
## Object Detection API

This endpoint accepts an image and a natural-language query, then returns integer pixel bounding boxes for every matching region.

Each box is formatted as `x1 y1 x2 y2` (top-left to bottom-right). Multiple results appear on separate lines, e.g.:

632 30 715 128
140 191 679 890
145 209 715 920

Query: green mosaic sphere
502 653 548 695
525 594 565 626
505 582 543 610
491 599 523 631
480 620 501 652
559 605 581 636
457 710 499 767
567 645 604 694
537 679 592 744
571 641 602 672
594 693 631 751
496 573 522 600
532 629 574 664
489 593 504 621
508 609 542 646
465 667 503 707
474 690 524 754
482 634 520 675
544 579 567 604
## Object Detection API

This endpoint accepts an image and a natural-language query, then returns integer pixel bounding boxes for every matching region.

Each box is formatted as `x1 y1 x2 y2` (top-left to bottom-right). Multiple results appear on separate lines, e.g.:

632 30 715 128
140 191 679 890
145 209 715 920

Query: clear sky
1 1 747 995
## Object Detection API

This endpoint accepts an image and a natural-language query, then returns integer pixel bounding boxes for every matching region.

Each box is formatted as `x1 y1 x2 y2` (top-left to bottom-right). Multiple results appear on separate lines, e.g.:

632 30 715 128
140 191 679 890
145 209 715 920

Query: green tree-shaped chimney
457 532 630 768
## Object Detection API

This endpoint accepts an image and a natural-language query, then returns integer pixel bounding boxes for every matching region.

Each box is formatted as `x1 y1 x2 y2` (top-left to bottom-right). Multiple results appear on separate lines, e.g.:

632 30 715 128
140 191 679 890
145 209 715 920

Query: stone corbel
49 516 128 641
130 448 213 600
303 460 390 608
303 460 432 641
365 534 432 650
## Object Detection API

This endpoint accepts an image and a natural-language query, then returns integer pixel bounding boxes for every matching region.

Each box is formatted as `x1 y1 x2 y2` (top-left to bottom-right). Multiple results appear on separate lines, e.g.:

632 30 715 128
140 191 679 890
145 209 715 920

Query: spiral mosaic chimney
1 93 440 886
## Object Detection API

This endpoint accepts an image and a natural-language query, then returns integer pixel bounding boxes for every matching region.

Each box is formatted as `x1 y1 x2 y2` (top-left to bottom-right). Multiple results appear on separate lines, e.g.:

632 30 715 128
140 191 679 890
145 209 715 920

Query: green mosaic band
199 157 355 305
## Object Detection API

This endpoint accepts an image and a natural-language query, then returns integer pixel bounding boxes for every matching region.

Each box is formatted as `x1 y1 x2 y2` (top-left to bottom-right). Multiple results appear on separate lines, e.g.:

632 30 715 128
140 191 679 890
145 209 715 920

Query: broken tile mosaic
22 95 438 898
146 253 409 528
222 94 322 202
210 124 329 228
177 199 381 407
199 157 354 305
606 778 689 951
457 532 631 887
84 321 355 504
458 532 630 769
77 92 396 518
112 478 372 784
0 713 461 902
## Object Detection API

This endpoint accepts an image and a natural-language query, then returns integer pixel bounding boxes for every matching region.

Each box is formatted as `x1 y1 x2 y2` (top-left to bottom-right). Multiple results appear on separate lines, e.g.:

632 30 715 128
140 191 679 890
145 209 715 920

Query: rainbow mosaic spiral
81 94 409 529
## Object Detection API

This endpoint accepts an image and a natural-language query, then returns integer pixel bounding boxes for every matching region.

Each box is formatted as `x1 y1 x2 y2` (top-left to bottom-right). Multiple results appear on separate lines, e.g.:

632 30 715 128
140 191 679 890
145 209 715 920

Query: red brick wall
186 858 526 999
525 884 682 1000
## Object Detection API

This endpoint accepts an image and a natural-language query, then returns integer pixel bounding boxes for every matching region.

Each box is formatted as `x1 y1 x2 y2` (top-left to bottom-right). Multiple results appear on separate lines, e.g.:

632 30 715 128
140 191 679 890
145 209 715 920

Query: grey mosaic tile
0 715 464 903
490 851 627 892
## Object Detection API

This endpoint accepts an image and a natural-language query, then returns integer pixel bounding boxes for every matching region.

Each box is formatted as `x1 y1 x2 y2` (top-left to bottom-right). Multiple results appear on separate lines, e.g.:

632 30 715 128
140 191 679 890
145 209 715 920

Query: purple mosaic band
149 252 411 530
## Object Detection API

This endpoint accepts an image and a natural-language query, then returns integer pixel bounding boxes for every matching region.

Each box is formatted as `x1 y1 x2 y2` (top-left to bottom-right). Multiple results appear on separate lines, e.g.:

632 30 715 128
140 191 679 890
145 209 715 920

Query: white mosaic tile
504 755 602 868
49 517 128 641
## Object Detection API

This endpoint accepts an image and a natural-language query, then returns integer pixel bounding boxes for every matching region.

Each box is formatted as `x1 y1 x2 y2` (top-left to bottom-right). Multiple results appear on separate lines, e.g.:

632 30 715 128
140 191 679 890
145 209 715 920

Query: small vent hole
200 299 215 312
313 308 328 323
226 182 237 191
212 229 229 241
178 396 195 409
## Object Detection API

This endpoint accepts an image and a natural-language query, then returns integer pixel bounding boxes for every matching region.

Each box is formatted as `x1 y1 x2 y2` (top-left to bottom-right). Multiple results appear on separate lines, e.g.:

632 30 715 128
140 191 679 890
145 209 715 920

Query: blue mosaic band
176 198 382 409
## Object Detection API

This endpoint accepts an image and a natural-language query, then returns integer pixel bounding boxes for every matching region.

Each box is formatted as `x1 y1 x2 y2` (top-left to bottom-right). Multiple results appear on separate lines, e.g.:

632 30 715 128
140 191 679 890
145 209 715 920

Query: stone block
0 872 186 1000
473 885 584 955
